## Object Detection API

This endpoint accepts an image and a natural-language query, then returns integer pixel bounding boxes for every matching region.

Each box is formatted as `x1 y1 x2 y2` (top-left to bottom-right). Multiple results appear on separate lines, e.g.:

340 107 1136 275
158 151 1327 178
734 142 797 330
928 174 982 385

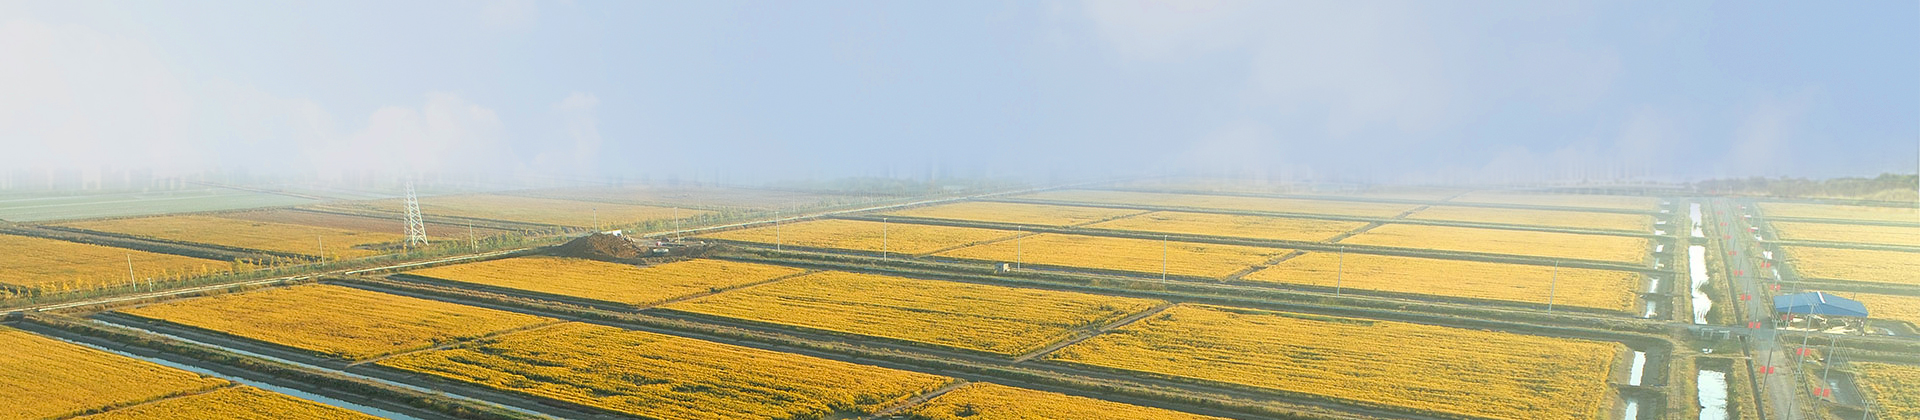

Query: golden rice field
884 201 1144 226
905 382 1227 420
1782 246 1920 286
62 214 406 259
1342 224 1651 264
406 256 806 307
704 219 1017 254
120 284 553 360
662 271 1161 355
342 194 713 228
1850 293 1920 329
1770 221 1920 247
1852 362 1920 420
77 386 376 420
1086 211 1367 242
1449 191 1658 212
378 322 949 420
0 233 223 293
1047 305 1620 420
0 326 228 420
1408 205 1654 232
1021 189 1418 218
936 233 1289 278
1243 252 1640 312
1758 202 1920 223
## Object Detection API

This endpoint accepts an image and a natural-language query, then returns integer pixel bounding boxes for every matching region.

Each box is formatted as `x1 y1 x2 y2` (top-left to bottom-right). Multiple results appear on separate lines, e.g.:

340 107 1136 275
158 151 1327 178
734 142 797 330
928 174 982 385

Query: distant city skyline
2 1 1915 183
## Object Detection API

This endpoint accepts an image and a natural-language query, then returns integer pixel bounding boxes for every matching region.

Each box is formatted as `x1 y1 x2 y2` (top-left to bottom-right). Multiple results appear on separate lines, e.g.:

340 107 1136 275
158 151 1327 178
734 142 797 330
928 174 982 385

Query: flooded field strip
1691 203 1706 238
1689 245 1712 325
1629 351 1647 386
83 318 561 419
47 334 422 419
1697 369 1730 420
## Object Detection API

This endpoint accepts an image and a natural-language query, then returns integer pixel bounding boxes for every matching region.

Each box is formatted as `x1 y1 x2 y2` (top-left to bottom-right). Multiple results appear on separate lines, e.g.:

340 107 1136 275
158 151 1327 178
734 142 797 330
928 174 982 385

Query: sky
1 0 1916 184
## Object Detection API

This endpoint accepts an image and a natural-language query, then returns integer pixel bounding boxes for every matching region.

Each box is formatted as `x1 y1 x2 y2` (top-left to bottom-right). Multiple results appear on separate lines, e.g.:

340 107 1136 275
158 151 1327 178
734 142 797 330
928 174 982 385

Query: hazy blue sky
2 1 1915 183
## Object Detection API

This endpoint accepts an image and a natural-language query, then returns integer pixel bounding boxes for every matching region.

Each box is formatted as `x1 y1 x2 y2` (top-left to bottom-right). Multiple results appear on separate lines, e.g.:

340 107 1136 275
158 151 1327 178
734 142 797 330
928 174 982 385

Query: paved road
1714 198 1796 420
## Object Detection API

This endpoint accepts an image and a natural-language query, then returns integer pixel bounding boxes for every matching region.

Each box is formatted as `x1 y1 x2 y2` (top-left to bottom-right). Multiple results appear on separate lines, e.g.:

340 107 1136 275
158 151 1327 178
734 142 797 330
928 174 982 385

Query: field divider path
1225 200 1437 282
345 319 574 368
984 197 1662 239
911 232 1036 258
635 269 822 309
1067 209 1157 227
1013 302 1176 364
859 379 970 420
63 383 244 420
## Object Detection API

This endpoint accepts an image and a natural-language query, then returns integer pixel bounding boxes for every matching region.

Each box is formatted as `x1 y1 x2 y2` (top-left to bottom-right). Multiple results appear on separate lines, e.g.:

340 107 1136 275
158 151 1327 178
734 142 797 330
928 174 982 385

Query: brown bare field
220 209 515 239
335 194 715 228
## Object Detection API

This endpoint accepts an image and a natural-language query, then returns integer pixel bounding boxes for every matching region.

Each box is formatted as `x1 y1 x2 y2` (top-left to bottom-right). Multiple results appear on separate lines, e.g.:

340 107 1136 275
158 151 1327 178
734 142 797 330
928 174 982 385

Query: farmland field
0 233 223 291
335 194 713 227
514 185 871 211
0 188 317 223
1769 221 1920 247
377 322 949 420
1757 202 1920 223
1407 205 1654 232
120 284 553 360
1085 211 1367 242
1850 293 1920 329
661 271 1161 355
61 214 407 259
1046 304 1620 420
1020 189 1419 218
883 201 1144 226
219 209 516 239
405 256 807 306
1852 362 1920 419
77 386 376 420
1781 246 1920 286
1449 191 1658 212
935 233 1289 278
905 382 1226 420
0 326 228 420
1243 252 1640 312
1342 224 1651 264
703 219 1018 254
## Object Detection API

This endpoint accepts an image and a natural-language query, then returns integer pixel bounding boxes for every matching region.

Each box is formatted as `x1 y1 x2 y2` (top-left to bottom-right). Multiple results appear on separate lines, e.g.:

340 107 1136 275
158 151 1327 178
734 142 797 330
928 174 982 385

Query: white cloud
530 92 603 176
479 0 540 31
0 18 200 173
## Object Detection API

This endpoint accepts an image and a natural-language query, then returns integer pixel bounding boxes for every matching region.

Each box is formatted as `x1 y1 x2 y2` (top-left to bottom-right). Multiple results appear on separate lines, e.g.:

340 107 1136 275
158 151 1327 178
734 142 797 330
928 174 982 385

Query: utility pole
468 225 476 250
126 254 135 288
1016 232 1023 269
1161 235 1168 280
1335 246 1344 296
775 211 782 251
317 235 325 261
881 217 889 259
1548 262 1559 312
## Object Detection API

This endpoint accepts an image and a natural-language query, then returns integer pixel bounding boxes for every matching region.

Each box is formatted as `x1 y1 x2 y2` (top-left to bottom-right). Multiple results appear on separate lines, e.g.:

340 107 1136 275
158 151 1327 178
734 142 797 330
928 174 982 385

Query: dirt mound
551 233 642 260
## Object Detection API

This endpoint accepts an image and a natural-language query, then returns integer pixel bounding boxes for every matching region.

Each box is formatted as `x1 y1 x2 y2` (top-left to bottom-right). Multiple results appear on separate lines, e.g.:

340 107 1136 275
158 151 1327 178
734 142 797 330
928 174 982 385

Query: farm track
1013 303 1175 363
325 278 1383 420
981 197 1663 239
830 213 1662 275
862 379 971 419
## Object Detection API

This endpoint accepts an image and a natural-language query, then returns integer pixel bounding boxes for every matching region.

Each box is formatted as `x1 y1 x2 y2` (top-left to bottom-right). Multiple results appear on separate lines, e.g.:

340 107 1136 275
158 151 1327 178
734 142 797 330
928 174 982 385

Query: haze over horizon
2 1 1916 186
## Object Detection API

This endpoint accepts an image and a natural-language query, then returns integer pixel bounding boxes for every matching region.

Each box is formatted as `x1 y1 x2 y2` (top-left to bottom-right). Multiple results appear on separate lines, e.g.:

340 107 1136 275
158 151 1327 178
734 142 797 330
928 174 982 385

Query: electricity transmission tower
403 181 429 248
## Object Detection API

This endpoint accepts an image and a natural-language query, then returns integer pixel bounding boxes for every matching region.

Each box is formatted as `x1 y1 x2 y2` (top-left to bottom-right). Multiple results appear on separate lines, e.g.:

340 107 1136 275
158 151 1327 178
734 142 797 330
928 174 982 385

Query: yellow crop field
1450 191 1658 212
62 214 407 259
704 219 1017 254
1782 246 1920 286
341 194 713 228
0 326 228 420
1770 221 1920 247
1409 205 1654 232
1021 189 1418 218
906 382 1227 420
121 284 553 360
1853 362 1920 419
883 201 1144 226
1243 252 1640 312
378 322 949 420
1086 211 1366 242
936 233 1287 278
1047 305 1619 420
407 256 806 306
1850 293 1920 329
77 386 376 420
662 271 1161 355
1758 202 1920 223
1343 224 1650 264
0 233 223 292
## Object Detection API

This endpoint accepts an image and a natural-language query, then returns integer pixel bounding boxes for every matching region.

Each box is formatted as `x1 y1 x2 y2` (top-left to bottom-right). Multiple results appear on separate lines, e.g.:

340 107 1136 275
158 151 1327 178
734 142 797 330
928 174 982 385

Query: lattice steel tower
403 181 429 248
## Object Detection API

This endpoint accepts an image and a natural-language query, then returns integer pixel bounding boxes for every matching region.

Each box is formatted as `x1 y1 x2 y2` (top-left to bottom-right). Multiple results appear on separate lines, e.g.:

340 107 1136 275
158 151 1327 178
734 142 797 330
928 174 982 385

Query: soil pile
551 233 642 260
